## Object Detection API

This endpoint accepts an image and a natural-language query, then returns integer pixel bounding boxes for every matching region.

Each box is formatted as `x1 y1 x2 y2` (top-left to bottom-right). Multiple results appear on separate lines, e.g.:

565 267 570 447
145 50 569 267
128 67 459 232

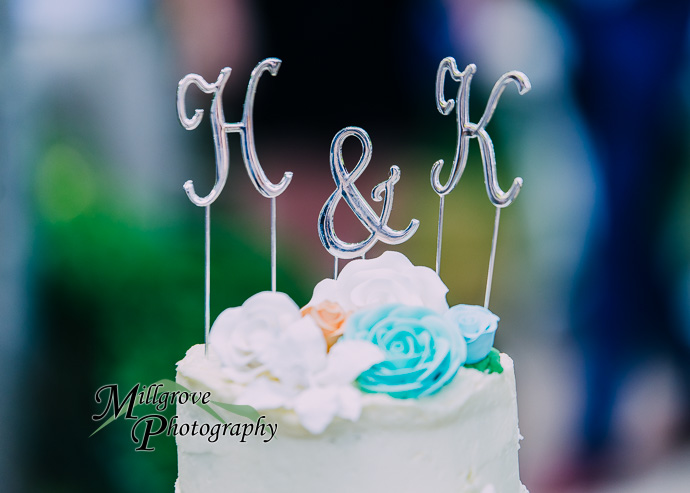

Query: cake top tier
201 251 504 434
174 57 530 434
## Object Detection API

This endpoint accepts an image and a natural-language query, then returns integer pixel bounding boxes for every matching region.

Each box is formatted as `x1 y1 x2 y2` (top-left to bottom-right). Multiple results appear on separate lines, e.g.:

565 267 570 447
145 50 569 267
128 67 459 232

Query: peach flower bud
301 301 350 350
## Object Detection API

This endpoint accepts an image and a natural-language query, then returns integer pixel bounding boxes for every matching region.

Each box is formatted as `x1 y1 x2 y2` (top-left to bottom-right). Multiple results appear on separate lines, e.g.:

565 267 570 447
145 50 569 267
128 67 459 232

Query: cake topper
318 127 419 279
431 57 530 308
177 58 292 353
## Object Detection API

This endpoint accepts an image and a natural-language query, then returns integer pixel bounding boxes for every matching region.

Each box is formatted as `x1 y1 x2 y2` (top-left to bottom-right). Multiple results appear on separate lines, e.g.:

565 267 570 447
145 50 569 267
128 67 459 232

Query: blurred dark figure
561 0 690 479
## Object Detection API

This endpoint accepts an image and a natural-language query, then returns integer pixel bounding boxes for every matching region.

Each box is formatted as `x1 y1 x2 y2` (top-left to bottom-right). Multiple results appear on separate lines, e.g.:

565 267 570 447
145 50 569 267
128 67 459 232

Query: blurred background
1 0 690 492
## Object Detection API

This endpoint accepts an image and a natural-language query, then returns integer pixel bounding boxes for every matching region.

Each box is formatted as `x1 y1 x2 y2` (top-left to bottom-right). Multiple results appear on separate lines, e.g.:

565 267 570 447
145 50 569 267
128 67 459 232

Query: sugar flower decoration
444 304 500 364
307 251 449 313
237 333 384 434
344 304 466 398
209 291 303 383
211 292 384 434
301 300 350 350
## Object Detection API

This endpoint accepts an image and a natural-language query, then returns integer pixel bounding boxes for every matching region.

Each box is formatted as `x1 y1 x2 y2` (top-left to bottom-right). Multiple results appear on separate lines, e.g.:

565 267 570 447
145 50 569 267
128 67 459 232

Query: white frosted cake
174 252 528 493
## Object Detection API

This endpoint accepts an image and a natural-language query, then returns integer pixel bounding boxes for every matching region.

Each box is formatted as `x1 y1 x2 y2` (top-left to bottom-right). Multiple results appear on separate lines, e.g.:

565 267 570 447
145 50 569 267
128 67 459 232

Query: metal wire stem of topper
318 126 419 278
431 57 530 309
177 58 292 354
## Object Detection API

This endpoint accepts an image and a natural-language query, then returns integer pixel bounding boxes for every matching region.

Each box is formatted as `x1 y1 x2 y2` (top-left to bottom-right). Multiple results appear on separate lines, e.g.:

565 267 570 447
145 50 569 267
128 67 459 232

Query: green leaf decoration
210 401 261 423
156 379 227 424
464 348 503 374
90 379 259 437
90 410 121 437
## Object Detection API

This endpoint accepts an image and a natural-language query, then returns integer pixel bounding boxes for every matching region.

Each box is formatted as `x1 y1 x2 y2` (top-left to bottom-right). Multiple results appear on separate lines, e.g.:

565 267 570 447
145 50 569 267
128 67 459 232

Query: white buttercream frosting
177 252 528 492
175 344 528 493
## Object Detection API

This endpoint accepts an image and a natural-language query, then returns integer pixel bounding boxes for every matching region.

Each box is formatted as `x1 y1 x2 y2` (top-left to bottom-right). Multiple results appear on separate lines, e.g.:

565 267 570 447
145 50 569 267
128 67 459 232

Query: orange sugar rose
301 301 350 350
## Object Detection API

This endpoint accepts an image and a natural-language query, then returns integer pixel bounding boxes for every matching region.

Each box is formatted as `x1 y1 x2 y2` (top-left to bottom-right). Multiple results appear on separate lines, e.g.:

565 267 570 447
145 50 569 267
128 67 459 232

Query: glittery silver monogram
177 58 292 205
319 127 419 266
177 58 291 353
431 57 531 308
431 59 529 207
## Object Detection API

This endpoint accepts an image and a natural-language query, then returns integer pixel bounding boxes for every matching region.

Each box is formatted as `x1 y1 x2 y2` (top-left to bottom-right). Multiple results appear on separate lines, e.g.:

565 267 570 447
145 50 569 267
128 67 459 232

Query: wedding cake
173 54 530 493
174 252 528 493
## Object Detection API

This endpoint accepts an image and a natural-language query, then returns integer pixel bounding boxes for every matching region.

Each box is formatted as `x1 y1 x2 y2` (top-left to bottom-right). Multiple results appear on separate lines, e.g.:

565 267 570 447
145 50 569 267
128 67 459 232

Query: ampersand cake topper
431 57 531 308
318 127 419 273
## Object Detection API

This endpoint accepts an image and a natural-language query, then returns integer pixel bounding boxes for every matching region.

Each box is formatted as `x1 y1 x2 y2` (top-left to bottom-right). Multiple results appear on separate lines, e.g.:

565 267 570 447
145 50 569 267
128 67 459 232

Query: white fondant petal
415 266 450 312
208 307 241 352
335 385 363 422
260 317 327 387
220 364 267 384
308 251 449 313
293 387 339 434
235 377 297 410
315 340 384 386
209 292 307 383
242 291 301 318
307 278 341 307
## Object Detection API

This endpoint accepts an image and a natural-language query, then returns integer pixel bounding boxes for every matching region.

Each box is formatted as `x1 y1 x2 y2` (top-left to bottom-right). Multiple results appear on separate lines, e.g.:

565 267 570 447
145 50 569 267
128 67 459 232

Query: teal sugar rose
444 304 500 364
343 304 466 399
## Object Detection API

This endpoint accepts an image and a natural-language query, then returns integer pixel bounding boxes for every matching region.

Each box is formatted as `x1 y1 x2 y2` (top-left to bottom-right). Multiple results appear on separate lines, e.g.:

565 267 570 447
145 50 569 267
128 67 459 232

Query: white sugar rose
209 290 384 434
307 251 449 313
258 316 328 387
237 333 384 434
209 291 303 383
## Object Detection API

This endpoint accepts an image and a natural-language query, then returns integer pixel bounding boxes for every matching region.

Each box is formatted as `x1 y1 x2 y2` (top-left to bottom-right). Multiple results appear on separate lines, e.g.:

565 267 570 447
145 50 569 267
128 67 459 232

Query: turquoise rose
444 304 500 364
343 304 466 399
